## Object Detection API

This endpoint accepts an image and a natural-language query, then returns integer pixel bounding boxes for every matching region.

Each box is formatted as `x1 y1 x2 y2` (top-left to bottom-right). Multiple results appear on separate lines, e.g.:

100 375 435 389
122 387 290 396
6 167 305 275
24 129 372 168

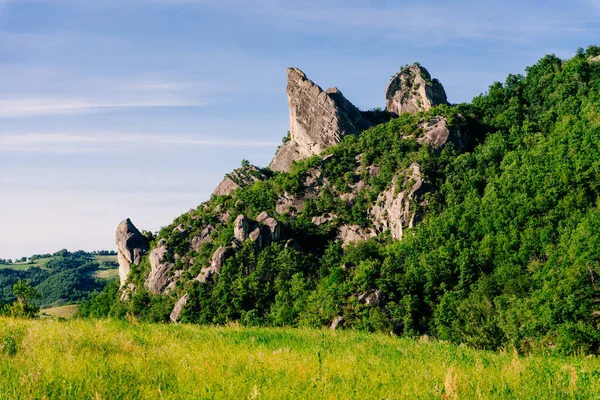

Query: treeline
82 46 600 354
0 251 115 308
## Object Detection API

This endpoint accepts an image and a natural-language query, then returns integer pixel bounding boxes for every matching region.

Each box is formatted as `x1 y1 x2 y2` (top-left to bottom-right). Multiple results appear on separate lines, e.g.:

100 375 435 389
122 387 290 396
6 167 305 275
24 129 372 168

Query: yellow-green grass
39 305 78 319
93 268 119 280
1 318 599 399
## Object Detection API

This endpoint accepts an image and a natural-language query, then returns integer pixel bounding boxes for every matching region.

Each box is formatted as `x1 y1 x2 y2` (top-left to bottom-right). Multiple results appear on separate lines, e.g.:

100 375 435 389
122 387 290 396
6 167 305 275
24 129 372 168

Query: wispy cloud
0 97 202 117
0 132 279 152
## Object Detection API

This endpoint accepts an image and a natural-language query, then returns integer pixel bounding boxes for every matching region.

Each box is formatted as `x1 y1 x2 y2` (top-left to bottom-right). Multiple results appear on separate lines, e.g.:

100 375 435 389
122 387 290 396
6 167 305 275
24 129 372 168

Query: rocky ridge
116 63 469 326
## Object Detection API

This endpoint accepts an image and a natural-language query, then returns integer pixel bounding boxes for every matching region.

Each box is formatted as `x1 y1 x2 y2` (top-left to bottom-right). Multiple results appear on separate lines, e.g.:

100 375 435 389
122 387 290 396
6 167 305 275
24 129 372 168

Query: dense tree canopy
83 46 600 354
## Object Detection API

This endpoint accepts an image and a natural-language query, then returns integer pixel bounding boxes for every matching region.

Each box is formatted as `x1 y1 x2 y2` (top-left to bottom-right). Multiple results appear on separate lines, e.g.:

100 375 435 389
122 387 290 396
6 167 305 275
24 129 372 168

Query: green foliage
99 46 600 355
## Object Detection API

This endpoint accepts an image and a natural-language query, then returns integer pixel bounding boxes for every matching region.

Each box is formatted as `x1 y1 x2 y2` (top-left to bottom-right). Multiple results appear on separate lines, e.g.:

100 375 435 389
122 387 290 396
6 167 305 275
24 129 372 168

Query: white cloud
0 97 202 117
0 132 279 152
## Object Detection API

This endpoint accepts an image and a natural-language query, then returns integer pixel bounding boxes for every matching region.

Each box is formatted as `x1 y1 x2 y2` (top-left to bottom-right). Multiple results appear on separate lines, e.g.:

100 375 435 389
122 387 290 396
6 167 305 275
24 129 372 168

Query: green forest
0 250 117 309
80 46 600 355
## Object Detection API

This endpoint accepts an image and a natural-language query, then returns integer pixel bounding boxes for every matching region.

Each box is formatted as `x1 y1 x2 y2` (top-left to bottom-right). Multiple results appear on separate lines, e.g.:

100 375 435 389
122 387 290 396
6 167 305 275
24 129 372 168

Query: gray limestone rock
330 316 345 330
195 246 228 283
191 225 215 252
336 225 376 247
170 293 188 323
115 218 149 288
234 214 250 242
270 68 372 172
256 212 281 243
146 239 175 294
385 64 448 116
418 115 469 151
213 164 268 196
370 162 430 241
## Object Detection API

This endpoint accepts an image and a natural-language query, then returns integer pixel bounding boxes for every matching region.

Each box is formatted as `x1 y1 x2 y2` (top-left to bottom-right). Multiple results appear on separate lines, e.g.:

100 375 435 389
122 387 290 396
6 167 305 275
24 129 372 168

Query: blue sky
0 0 599 259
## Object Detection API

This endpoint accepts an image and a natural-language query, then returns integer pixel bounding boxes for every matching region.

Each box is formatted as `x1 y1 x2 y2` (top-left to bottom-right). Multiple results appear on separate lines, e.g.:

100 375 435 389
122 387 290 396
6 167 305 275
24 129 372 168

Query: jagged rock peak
115 218 149 288
385 64 448 116
270 67 372 172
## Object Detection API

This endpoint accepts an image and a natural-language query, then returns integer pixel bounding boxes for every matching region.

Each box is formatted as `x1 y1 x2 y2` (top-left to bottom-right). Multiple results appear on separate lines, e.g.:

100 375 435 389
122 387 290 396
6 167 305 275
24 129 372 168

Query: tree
11 280 40 318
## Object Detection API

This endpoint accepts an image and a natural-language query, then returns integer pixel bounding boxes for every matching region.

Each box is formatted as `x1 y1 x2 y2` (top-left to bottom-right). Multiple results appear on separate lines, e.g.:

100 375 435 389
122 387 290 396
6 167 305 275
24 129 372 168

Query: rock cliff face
385 64 448 115
370 162 430 240
270 68 372 172
146 239 174 295
115 219 149 287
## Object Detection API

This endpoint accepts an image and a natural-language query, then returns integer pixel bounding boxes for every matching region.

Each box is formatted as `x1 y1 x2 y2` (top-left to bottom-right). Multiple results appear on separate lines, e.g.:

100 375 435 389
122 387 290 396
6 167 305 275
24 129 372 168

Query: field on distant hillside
39 305 78 319
0 254 118 271
0 317 599 399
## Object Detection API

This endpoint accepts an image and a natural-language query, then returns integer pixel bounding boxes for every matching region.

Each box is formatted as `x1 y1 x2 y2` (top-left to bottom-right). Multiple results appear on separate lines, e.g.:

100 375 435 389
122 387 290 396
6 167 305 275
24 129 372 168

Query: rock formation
370 162 430 240
385 64 448 116
170 293 188 323
270 68 372 172
146 239 174 294
191 225 214 252
213 164 268 196
418 116 469 151
195 246 228 283
115 218 149 287
233 215 250 242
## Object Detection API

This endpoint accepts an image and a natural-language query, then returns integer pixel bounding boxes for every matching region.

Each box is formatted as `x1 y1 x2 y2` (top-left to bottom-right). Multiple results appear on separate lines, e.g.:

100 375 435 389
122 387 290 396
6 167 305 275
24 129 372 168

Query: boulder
115 218 149 287
330 316 345 330
256 212 281 243
213 164 268 196
195 246 227 283
418 115 469 151
370 162 430 240
385 64 448 116
170 293 188 323
358 289 384 307
234 214 250 242
191 225 215 252
337 225 376 247
589 55 600 63
270 68 372 172
146 239 175 294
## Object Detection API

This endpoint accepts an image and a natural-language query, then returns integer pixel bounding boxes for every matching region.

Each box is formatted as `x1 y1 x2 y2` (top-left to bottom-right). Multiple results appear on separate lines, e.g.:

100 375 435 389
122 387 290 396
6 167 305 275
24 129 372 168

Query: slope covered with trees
84 46 600 354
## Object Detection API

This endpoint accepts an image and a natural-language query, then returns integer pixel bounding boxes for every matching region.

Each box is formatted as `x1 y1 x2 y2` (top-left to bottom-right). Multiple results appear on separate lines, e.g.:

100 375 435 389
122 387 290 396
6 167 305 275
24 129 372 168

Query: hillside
0 250 118 308
1 317 599 399
85 46 600 354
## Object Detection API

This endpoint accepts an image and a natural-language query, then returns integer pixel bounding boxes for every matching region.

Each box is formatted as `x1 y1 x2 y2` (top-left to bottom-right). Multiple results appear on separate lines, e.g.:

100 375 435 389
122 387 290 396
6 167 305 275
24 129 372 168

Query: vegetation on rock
83 46 600 354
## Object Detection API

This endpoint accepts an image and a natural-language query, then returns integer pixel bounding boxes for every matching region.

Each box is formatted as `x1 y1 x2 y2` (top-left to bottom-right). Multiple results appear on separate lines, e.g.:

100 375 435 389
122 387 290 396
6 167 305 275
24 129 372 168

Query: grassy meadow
39 305 79 319
1 317 599 399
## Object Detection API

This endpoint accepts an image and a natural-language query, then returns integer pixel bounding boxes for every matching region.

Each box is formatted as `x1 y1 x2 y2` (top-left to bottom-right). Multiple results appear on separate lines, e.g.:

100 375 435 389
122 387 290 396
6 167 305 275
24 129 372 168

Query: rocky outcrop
195 246 228 283
256 212 281 243
337 225 376 247
213 164 268 196
270 68 372 172
385 64 448 116
358 290 384 307
170 293 188 323
418 116 469 151
330 316 345 330
589 55 600 63
370 162 430 240
191 225 214 252
234 215 250 242
146 239 174 294
115 218 149 287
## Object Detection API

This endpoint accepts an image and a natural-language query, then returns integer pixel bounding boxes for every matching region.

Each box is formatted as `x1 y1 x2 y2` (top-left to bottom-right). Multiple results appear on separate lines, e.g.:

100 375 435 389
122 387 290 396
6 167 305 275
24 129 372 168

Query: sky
0 0 599 259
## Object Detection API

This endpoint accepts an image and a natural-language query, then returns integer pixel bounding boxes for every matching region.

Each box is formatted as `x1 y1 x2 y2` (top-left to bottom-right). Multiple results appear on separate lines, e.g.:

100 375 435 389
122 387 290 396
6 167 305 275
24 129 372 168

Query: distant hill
0 249 118 308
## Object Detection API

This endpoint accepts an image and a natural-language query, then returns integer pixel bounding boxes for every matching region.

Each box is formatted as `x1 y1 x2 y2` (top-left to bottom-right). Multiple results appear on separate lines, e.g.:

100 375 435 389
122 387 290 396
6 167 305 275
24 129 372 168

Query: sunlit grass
40 305 78 319
1 317 599 399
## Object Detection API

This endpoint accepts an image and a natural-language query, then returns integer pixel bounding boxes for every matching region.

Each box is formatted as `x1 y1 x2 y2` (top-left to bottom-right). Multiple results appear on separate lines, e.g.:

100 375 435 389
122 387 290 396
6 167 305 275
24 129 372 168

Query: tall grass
1 317 599 399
